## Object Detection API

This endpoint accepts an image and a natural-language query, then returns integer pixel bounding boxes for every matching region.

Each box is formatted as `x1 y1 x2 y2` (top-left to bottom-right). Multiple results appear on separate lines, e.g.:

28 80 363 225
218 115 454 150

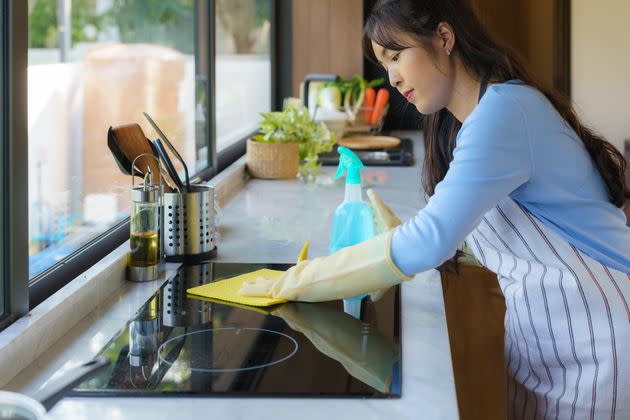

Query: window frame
0 0 4 323
22 0 292 310
0 0 29 330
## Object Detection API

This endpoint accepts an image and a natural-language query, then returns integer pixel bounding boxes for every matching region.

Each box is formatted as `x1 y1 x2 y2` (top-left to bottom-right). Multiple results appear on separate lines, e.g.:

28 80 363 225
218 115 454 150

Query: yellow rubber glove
366 189 403 301
271 302 398 392
366 188 402 229
238 230 412 302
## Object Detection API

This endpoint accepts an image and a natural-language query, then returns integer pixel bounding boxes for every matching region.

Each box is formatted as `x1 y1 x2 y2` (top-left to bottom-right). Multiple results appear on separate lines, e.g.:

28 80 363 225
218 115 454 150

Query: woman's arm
391 89 533 275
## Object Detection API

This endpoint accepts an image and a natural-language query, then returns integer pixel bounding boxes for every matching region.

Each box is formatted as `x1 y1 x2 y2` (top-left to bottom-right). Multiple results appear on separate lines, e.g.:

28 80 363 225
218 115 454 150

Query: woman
240 0 630 418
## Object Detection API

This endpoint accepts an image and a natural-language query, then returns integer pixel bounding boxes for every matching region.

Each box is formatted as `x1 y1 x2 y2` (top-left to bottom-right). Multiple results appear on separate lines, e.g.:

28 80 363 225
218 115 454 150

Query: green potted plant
247 102 336 180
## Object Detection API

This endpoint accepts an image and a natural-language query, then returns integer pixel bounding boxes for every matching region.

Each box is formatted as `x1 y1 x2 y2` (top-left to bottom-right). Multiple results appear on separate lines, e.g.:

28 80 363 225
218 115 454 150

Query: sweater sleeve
390 90 533 275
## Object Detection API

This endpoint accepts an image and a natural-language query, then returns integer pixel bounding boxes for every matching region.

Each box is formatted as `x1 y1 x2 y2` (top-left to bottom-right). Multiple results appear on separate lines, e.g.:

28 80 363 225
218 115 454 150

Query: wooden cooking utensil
107 123 174 192
337 135 401 150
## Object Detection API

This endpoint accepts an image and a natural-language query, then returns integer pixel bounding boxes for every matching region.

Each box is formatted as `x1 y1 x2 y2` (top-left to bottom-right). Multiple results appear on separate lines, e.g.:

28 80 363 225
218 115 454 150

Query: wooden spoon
107 123 174 192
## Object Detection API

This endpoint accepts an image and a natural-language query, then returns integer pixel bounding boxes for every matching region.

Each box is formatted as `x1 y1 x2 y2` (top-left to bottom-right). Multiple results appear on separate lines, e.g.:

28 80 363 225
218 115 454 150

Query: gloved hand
366 189 403 301
238 230 412 302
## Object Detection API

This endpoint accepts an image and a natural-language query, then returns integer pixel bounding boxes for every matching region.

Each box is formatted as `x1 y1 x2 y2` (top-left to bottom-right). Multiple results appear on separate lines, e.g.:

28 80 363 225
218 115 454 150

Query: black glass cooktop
71 263 401 398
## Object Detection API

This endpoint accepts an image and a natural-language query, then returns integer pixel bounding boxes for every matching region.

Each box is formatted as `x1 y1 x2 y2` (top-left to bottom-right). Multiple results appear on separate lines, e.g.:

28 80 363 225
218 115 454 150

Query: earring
446 49 451 56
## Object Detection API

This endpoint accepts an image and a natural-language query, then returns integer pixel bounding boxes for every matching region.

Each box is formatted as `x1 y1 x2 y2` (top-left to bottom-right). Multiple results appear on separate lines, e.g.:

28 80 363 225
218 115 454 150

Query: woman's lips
403 89 414 101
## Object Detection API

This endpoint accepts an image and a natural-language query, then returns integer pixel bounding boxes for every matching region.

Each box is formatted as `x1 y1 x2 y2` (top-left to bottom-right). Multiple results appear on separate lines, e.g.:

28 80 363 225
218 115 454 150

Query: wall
470 0 555 91
572 0 630 152
291 0 364 96
291 0 557 99
290 0 630 153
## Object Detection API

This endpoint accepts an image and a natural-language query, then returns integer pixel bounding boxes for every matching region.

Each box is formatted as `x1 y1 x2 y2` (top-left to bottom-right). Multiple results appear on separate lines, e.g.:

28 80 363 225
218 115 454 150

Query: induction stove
70 263 402 398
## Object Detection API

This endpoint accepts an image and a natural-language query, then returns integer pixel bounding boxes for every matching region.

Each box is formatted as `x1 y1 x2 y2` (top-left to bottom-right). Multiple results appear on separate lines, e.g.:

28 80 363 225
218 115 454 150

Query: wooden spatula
107 123 174 192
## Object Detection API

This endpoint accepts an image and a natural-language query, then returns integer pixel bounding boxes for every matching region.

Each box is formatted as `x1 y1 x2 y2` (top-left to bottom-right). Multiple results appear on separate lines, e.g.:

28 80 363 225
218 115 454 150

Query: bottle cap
334 146 365 185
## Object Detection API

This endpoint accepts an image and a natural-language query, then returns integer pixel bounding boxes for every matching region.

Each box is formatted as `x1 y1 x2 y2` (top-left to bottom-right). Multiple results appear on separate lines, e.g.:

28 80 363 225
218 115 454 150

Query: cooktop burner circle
157 327 299 373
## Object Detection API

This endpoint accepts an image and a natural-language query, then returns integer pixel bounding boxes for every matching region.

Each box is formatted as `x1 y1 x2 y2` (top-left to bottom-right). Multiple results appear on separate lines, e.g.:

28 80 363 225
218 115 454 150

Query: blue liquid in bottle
329 201 375 253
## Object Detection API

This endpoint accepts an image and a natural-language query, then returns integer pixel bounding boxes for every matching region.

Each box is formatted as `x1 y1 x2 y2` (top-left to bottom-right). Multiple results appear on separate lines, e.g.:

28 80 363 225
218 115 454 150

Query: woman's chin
414 103 430 114
415 101 442 115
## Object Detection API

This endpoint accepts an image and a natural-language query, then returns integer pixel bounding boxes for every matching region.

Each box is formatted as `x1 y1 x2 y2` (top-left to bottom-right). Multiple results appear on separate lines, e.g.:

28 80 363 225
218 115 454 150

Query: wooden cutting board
338 135 401 150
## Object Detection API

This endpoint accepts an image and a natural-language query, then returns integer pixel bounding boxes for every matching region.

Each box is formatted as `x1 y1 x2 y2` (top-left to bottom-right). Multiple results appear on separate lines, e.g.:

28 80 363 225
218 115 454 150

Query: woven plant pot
246 139 299 179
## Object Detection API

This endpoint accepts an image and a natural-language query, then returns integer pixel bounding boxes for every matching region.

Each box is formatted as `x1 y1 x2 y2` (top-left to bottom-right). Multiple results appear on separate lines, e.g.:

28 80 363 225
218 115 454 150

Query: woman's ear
436 22 456 56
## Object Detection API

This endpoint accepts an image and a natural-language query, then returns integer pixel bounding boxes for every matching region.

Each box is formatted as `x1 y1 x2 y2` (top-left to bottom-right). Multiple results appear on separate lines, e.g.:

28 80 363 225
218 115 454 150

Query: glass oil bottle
129 160 162 282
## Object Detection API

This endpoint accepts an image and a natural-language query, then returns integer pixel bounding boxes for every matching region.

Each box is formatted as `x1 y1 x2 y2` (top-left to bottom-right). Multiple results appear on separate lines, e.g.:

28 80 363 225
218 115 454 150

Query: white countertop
5 132 459 419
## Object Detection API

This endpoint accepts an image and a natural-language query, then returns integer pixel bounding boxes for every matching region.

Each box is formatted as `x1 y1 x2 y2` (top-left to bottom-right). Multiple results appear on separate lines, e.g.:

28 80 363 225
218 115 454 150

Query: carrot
363 87 376 124
370 88 390 125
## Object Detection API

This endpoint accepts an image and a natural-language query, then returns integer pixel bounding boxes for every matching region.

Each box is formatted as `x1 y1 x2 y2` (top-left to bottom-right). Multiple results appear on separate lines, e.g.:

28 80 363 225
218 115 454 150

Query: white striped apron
465 197 630 420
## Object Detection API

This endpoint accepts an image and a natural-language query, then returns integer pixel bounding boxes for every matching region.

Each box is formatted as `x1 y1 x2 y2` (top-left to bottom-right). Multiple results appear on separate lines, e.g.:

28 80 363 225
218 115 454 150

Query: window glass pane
27 0 201 278
215 0 271 152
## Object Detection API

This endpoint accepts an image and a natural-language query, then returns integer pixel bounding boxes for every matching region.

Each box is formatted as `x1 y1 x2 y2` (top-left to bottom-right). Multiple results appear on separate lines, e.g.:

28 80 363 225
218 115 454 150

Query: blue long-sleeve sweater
390 82 630 275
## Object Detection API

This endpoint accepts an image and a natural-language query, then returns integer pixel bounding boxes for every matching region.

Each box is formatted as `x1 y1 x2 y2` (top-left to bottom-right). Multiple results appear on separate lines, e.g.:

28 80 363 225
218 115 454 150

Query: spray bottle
329 146 375 316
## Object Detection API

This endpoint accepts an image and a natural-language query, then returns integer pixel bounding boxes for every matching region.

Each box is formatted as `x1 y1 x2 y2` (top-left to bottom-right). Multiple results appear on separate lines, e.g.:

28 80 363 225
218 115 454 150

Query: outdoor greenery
29 0 104 48
104 0 195 54
28 0 195 54
216 0 270 53
28 0 271 55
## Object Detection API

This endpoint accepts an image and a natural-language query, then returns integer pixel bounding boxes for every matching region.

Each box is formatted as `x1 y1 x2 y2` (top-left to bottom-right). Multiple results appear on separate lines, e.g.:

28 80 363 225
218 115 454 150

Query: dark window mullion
194 0 218 178
1 0 29 330
0 0 5 322
271 0 293 112
207 0 217 177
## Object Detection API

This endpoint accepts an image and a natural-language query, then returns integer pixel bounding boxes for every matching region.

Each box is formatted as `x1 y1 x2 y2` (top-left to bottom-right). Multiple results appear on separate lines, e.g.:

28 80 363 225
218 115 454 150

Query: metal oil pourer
129 155 163 282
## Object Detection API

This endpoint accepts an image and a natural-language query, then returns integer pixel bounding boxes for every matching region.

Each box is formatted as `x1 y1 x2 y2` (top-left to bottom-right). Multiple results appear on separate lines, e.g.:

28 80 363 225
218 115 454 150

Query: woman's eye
392 53 400 62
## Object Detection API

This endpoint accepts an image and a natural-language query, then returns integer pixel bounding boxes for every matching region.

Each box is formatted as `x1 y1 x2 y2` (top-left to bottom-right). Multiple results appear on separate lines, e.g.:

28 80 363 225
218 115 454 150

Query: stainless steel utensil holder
163 185 217 263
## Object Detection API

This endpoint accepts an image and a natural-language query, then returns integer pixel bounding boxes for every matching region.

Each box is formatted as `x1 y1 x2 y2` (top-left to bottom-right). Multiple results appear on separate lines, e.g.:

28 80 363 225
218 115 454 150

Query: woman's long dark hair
363 0 629 273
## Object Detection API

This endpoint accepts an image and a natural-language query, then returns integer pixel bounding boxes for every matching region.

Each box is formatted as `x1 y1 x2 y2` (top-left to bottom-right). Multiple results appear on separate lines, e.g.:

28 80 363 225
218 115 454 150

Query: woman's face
371 33 454 114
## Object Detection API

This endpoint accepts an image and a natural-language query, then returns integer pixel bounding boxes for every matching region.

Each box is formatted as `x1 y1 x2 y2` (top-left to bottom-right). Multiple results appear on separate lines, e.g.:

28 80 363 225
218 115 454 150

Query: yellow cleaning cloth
187 268 288 307
187 241 309 308
186 294 279 315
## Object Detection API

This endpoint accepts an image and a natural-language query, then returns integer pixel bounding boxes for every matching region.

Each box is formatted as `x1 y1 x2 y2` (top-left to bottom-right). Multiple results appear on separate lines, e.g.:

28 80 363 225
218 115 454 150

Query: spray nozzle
334 146 365 184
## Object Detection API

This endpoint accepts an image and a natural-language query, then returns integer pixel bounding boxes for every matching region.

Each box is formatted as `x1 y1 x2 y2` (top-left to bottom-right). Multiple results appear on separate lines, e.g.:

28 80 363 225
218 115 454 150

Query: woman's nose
388 70 402 88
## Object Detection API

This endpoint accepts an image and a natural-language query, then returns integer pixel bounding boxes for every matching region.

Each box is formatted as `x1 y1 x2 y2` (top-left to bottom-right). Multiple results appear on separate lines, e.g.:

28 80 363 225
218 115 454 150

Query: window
27 0 204 279
2 0 290 313
215 0 272 152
